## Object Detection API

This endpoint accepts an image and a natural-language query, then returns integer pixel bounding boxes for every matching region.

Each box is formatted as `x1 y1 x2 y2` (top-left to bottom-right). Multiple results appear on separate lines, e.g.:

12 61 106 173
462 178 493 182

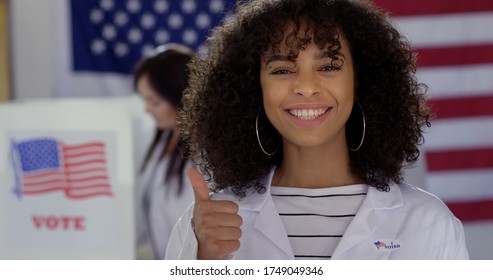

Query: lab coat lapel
238 168 294 259
332 184 403 259
254 195 294 259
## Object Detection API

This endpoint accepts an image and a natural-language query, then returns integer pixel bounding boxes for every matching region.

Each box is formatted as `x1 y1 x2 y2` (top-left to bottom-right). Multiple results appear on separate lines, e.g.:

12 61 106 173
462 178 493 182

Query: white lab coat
166 169 469 260
135 131 194 259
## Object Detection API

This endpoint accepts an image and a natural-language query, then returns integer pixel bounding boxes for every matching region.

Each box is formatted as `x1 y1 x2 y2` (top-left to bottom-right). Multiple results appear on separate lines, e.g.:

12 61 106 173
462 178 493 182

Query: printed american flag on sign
70 0 236 75
10 138 112 200
372 0 493 222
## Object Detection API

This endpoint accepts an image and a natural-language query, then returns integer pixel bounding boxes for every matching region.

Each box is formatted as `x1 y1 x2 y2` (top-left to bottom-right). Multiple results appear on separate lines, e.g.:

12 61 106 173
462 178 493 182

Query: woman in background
133 43 194 259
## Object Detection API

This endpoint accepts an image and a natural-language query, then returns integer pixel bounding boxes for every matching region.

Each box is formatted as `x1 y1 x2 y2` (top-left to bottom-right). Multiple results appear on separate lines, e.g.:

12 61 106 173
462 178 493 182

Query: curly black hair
179 0 430 197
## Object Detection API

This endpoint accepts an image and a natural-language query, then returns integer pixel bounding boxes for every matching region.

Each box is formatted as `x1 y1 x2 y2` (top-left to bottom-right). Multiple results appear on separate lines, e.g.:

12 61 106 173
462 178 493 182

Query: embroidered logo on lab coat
372 239 403 252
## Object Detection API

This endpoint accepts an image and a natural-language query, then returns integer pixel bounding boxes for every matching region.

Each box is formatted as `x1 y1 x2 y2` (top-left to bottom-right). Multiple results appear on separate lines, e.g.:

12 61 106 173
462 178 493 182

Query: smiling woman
260 32 360 188
166 0 469 260
260 31 357 188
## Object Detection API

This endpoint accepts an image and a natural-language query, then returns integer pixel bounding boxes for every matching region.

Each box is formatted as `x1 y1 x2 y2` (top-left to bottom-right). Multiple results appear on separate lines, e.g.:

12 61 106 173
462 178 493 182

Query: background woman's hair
134 44 193 194
180 0 431 197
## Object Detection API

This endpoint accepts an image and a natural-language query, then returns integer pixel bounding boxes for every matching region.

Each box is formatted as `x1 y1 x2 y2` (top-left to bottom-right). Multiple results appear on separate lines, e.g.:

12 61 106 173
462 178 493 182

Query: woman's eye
320 65 336 72
271 69 292 75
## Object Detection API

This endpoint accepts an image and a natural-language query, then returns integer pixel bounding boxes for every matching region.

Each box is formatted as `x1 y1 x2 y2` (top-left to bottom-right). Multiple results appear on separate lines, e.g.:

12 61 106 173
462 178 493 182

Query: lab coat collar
236 167 405 211
235 167 294 259
233 167 276 211
367 182 404 210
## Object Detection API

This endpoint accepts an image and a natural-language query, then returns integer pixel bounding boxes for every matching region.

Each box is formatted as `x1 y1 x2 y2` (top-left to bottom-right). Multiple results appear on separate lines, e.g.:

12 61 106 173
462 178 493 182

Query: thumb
187 167 211 202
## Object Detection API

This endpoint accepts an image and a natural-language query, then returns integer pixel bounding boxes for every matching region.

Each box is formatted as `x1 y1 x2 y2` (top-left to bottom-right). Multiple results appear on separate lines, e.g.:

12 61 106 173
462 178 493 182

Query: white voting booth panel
0 97 153 259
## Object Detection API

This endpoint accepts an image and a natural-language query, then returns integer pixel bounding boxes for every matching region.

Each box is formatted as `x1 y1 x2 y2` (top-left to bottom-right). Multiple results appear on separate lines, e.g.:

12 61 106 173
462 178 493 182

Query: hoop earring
256 112 278 156
349 102 366 152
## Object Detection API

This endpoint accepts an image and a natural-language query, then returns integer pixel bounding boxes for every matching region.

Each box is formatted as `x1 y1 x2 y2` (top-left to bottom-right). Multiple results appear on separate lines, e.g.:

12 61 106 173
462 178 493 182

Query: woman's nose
293 71 320 97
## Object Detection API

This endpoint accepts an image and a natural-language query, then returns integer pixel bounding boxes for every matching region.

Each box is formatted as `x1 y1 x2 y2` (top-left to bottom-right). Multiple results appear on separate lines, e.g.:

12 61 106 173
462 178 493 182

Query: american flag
10 138 112 200
373 241 387 250
70 0 236 75
372 0 493 222
61 0 493 220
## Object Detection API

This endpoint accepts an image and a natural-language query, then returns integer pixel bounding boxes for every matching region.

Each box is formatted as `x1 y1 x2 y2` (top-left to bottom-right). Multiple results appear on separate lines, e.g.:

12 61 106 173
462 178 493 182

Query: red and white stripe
373 0 493 222
62 142 112 199
21 141 112 199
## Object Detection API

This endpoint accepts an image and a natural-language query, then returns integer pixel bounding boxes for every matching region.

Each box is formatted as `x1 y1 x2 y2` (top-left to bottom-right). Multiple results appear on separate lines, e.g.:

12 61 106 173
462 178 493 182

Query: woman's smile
287 107 330 120
285 105 332 127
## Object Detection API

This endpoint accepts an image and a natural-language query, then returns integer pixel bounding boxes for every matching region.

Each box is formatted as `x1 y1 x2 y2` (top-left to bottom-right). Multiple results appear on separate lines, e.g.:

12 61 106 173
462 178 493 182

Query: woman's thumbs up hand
187 168 243 259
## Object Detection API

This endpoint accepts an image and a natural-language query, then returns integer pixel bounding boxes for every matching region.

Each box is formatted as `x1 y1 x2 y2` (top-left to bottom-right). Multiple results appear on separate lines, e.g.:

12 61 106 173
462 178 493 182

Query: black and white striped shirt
271 184 368 260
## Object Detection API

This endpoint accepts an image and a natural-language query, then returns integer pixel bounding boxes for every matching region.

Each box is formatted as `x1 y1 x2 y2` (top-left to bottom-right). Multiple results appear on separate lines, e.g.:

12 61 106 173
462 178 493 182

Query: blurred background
0 0 491 259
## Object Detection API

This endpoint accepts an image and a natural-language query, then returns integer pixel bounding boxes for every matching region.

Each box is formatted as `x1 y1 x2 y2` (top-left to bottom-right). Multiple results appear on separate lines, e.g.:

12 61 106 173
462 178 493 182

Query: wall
10 0 56 99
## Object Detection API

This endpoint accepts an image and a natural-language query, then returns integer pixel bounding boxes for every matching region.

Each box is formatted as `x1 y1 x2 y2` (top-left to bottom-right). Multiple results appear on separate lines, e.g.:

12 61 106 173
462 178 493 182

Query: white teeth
289 108 328 120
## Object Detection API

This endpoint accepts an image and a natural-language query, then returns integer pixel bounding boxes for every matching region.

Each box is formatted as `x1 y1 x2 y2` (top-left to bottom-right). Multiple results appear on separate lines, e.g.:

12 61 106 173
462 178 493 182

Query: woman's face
137 74 177 130
259 29 355 151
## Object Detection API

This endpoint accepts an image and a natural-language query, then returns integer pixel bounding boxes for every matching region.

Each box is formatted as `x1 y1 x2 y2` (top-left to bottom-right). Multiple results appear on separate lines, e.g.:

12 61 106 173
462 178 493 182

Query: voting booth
0 97 153 259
